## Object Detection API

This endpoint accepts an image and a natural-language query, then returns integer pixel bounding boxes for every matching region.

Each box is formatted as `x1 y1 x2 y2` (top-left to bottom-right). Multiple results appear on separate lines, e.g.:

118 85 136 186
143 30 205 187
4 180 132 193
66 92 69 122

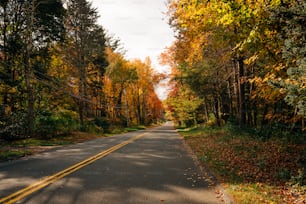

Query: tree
1 0 163 138
165 83 202 127
127 57 162 125
104 48 138 125
269 0 306 130
164 0 304 135
0 0 65 135
64 0 107 129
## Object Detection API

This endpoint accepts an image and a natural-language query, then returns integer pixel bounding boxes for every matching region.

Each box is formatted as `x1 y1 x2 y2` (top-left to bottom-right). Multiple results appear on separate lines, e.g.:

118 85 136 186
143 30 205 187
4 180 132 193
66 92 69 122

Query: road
0 122 224 204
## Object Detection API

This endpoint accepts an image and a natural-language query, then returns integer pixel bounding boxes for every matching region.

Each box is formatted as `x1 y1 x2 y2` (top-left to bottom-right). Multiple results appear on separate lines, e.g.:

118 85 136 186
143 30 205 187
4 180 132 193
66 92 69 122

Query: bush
0 111 29 141
35 110 79 137
83 120 103 134
94 117 111 130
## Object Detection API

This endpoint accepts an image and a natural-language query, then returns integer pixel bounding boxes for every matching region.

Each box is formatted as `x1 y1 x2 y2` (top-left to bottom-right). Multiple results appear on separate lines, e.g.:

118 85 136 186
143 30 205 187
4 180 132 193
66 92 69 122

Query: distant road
0 122 223 204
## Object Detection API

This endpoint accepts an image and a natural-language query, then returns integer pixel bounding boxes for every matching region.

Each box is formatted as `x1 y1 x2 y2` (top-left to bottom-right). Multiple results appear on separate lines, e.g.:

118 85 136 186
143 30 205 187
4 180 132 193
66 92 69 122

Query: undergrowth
179 124 305 204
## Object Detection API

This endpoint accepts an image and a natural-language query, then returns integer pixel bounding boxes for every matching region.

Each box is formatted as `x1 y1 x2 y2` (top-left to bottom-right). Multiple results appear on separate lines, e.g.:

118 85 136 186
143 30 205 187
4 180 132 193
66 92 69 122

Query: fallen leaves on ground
183 129 305 204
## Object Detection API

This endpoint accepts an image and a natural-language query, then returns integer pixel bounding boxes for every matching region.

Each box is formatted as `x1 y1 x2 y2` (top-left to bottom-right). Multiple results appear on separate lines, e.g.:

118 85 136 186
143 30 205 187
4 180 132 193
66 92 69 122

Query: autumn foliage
182 126 305 203
163 1 305 202
0 0 164 139
162 0 305 136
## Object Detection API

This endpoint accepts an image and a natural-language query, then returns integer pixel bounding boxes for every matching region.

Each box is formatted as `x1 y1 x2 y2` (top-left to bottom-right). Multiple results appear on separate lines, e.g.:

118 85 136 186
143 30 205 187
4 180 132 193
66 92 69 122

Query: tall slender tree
0 0 65 135
64 0 107 129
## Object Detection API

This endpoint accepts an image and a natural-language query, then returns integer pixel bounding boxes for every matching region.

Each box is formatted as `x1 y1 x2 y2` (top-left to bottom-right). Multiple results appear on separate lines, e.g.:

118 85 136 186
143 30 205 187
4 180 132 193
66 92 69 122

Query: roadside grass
0 149 32 161
179 125 305 204
0 125 149 162
104 125 146 136
0 132 102 162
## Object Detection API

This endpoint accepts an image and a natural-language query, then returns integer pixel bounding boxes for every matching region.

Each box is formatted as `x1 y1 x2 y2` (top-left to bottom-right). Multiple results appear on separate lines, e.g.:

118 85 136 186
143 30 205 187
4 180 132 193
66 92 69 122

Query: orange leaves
104 48 164 125
183 128 305 203
185 131 304 185
280 185 306 204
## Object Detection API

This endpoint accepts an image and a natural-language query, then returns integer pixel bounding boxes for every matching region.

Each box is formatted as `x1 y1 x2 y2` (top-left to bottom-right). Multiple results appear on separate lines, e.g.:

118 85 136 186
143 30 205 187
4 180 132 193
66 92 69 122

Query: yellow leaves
50 54 63 67
187 34 208 63
0 85 17 94
244 54 258 65
279 88 287 94
264 29 278 38
103 48 163 123
219 13 235 26
249 76 263 84
270 0 282 7
170 0 213 31
164 84 202 123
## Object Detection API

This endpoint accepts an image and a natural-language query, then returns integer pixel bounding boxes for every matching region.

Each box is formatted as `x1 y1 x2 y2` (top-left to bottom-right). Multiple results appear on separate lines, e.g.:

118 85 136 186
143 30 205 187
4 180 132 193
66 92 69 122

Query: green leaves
165 85 202 126
269 0 306 116
165 0 305 132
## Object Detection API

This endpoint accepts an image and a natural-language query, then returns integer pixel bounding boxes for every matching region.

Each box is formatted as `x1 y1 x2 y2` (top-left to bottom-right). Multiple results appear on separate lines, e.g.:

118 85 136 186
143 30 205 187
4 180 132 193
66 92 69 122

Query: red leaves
280 186 306 204
184 131 305 203
186 134 304 185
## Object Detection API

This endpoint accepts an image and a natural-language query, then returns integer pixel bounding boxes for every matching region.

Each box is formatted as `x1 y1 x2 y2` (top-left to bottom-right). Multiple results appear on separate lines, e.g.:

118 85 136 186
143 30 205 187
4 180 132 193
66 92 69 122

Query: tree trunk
214 96 221 126
232 58 239 121
203 98 209 123
253 102 258 127
78 64 85 129
125 91 129 127
141 93 146 125
24 0 36 135
24 54 35 134
237 57 246 127
137 90 141 124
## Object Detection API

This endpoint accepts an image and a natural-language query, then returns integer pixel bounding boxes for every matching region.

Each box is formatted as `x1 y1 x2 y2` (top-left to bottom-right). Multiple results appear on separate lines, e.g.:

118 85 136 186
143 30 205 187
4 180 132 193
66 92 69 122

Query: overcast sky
91 0 175 99
91 0 175 73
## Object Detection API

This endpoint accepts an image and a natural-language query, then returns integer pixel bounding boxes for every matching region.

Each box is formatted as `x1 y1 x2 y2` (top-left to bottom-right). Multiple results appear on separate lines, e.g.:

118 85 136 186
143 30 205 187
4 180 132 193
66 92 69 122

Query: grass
178 125 305 204
104 125 147 135
0 132 105 162
125 125 146 132
11 138 73 147
0 149 32 161
0 125 150 162
227 183 280 204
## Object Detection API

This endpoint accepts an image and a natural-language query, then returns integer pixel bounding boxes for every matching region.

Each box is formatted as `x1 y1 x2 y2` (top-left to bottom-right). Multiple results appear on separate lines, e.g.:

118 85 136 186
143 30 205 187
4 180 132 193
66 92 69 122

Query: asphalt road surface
0 122 225 204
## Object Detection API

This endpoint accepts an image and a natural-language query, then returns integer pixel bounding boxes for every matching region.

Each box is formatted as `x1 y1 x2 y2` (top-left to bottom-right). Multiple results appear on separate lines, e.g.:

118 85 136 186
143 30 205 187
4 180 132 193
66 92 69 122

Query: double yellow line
0 132 147 204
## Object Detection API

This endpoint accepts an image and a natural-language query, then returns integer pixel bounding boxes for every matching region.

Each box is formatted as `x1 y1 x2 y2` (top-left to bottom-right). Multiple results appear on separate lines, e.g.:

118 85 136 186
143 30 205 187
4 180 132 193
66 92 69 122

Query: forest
162 0 305 138
0 0 305 139
0 0 164 140
160 1 305 201
0 0 305 202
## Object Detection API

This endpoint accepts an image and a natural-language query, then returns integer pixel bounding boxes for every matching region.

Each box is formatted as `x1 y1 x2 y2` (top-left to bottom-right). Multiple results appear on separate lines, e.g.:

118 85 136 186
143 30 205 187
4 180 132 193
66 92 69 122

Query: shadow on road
0 123 223 204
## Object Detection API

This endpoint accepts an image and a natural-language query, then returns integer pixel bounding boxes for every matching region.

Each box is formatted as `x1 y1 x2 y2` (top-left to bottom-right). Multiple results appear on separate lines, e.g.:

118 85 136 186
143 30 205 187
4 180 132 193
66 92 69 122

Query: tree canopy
163 0 305 136
0 0 164 140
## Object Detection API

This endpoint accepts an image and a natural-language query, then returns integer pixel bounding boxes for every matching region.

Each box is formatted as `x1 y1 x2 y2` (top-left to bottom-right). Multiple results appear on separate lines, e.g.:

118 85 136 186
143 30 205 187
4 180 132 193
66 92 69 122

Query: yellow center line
0 132 147 204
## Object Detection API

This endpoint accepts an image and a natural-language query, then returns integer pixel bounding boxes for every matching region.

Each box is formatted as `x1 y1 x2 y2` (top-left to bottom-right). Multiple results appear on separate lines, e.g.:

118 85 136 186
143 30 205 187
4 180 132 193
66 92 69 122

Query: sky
91 0 175 99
